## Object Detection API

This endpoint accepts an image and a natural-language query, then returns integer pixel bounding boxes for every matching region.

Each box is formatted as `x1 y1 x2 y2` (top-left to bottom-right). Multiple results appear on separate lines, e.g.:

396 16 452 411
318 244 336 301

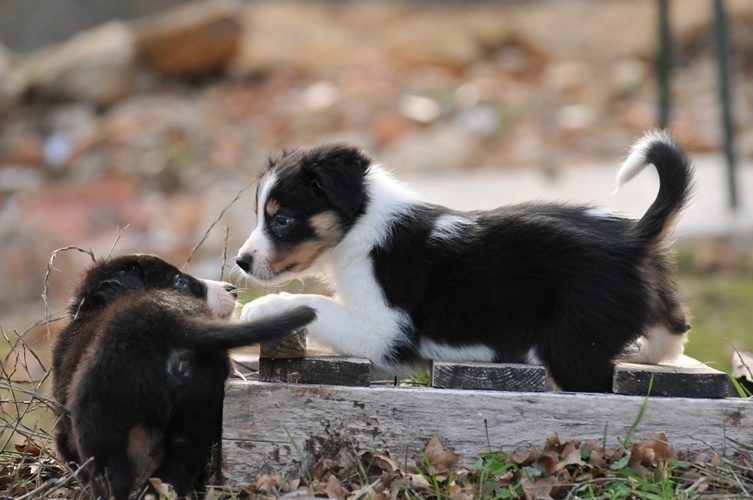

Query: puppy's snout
236 253 252 272
224 284 238 298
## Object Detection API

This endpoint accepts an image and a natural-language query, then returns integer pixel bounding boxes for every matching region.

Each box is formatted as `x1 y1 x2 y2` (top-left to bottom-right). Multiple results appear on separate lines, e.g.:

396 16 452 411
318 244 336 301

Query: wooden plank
259 329 307 359
613 355 729 398
258 356 371 386
432 361 549 392
223 381 752 486
230 353 259 377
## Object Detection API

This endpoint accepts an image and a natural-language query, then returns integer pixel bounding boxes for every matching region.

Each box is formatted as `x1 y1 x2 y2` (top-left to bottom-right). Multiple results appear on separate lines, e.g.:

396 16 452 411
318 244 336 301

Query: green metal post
713 0 739 210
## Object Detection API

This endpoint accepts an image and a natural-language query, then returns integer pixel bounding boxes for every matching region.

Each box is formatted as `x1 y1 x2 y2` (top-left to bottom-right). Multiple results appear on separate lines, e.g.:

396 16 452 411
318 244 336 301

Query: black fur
237 132 693 393
52 254 314 500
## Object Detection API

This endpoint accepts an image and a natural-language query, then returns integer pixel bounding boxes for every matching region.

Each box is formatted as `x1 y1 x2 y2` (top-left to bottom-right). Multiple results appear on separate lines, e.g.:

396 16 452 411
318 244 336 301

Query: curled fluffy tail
190 306 316 352
615 130 694 242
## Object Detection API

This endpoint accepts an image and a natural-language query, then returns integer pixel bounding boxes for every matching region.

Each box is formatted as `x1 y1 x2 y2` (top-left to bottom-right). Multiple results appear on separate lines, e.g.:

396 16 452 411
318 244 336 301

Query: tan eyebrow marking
265 199 280 217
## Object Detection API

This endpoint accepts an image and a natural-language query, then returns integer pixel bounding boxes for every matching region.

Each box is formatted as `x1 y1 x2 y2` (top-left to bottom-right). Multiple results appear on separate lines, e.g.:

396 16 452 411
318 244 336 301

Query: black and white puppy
52 254 314 500
236 130 692 393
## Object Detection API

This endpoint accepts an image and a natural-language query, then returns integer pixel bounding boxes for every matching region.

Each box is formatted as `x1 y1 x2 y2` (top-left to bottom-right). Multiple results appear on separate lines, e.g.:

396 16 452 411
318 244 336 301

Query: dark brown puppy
52 254 314 500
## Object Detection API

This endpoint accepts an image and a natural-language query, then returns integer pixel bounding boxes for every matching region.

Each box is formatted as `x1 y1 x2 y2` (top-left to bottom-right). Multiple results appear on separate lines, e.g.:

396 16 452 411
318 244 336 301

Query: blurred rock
231 1 357 76
399 94 441 124
0 43 26 115
134 0 241 78
454 104 502 137
378 11 484 68
27 21 136 106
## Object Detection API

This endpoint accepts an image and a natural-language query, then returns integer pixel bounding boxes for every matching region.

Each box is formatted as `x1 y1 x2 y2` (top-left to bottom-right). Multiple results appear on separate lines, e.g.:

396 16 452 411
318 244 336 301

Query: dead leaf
14 443 41 458
649 433 675 461
627 449 650 478
555 446 585 471
589 448 606 468
545 433 562 454
424 435 459 469
324 473 347 500
313 457 330 480
522 475 558 499
365 450 400 475
254 473 279 491
535 451 557 477
693 449 721 467
508 448 539 466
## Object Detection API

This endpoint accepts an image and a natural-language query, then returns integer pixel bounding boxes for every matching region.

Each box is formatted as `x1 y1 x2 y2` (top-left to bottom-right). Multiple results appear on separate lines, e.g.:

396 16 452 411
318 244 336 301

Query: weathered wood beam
432 361 549 392
259 329 307 360
223 381 752 487
613 355 729 398
258 356 371 386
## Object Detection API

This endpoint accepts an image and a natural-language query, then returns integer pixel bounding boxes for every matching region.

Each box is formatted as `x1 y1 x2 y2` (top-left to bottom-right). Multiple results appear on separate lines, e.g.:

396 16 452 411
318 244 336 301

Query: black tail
615 130 694 242
188 306 316 351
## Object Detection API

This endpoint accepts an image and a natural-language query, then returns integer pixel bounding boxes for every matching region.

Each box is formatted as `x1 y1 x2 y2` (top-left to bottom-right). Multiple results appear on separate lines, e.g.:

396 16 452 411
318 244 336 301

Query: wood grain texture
259 329 307 359
614 355 729 398
223 381 752 487
432 361 549 391
258 356 371 386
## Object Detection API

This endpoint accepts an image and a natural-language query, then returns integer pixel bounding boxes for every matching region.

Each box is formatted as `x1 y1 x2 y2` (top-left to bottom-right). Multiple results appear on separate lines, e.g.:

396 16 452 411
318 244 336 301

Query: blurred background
1 0 752 409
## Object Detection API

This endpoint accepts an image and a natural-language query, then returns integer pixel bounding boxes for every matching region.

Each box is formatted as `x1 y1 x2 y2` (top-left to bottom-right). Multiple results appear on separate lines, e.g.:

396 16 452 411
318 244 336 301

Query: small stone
134 0 242 78
27 21 136 106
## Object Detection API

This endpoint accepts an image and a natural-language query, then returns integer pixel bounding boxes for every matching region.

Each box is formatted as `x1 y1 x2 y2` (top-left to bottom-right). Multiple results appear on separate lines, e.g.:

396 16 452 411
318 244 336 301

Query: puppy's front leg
240 293 406 367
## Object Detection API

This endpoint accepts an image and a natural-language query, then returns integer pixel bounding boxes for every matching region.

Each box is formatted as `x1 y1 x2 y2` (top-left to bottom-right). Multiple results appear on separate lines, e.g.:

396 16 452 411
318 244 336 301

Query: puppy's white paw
240 293 301 323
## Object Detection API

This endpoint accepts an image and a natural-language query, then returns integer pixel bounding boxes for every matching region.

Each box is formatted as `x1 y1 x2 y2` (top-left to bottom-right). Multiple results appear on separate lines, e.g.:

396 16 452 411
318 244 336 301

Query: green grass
679 273 753 374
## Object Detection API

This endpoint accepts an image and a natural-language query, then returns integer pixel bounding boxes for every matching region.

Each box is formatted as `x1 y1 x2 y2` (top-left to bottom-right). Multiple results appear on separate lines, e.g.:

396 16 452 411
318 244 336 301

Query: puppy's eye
174 275 186 288
274 215 292 228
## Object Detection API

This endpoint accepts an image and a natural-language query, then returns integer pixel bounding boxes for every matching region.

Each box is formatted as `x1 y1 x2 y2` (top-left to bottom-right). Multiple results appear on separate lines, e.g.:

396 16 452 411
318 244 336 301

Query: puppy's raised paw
240 293 303 323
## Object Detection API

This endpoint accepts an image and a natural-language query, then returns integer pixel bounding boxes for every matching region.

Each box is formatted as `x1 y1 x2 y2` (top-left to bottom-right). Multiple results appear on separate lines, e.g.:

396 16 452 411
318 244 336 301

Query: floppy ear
304 144 371 220
78 267 144 314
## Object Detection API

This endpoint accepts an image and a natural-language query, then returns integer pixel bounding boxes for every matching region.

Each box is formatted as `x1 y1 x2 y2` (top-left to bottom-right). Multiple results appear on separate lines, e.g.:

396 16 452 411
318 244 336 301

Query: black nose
236 253 252 272
224 284 238 298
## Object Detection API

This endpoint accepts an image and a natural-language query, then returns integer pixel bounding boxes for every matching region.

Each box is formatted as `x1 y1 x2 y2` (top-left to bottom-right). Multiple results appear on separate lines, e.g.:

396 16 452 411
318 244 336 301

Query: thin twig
220 225 230 281
14 456 94 500
183 180 254 271
43 246 95 344
728 338 753 381
106 224 131 260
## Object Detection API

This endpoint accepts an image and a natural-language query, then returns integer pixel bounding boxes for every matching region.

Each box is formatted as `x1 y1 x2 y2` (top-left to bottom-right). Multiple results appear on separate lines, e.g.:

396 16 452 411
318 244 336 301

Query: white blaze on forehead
238 171 278 267
256 171 278 229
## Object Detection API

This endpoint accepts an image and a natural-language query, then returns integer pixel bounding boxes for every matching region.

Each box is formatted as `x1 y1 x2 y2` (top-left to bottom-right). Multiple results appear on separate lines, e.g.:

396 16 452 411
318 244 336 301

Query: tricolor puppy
236 130 693 393
52 254 314 500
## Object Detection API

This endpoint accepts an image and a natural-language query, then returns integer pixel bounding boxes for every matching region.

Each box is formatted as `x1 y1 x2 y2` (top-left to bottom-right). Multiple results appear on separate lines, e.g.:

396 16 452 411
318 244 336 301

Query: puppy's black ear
304 144 371 219
72 266 144 316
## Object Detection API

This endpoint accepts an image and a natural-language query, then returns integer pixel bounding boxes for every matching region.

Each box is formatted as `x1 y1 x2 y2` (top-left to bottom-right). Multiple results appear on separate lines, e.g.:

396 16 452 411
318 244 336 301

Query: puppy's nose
224 284 238 298
236 253 252 272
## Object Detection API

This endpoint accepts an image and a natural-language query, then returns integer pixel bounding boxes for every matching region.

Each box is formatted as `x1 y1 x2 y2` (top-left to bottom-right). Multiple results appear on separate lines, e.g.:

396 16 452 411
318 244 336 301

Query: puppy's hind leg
538 331 616 393
619 324 688 365
87 452 134 500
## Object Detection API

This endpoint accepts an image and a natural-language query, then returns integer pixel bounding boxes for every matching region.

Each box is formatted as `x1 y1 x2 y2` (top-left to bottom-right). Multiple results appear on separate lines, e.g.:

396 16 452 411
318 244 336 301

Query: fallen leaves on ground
3 434 753 499
241 432 753 500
